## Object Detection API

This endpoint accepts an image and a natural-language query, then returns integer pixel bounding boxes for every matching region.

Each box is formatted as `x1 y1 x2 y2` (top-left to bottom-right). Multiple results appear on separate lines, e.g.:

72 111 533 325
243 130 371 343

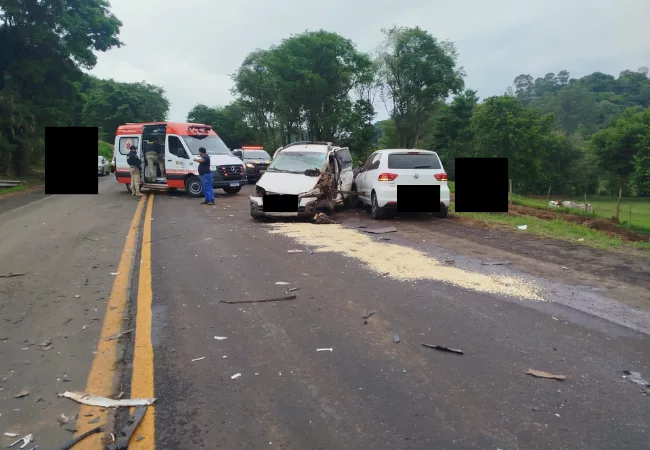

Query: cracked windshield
1 0 649 448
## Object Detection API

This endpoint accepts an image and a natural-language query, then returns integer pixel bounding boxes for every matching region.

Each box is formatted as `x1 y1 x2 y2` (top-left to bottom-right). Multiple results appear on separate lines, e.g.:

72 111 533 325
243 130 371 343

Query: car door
363 152 383 202
356 152 378 203
165 134 192 187
334 147 354 201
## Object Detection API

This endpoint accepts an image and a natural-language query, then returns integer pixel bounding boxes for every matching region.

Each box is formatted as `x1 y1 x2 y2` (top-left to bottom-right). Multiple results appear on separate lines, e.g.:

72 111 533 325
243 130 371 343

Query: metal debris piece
4 433 19 438
104 329 132 341
0 273 27 278
58 413 71 425
64 427 76 433
316 348 333 352
362 311 375 319
362 227 397 234
220 294 297 305
41 345 53 351
14 390 30 398
561 266 570 270
88 417 99 424
116 392 124 399
9 434 33 448
526 369 566 381
288 287 299 292
110 272 120 276
106 406 147 450
287 250 304 254
213 336 228 341
231 373 241 380
422 343 464 355
136 436 144 441
58 391 156 407
481 261 512 266
623 371 650 387
393 334 400 343
313 212 337 224
275 282 290 285
191 357 206 362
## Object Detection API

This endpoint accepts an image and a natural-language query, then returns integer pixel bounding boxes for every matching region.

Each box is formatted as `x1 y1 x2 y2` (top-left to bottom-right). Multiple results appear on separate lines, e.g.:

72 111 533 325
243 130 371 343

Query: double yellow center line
75 194 156 448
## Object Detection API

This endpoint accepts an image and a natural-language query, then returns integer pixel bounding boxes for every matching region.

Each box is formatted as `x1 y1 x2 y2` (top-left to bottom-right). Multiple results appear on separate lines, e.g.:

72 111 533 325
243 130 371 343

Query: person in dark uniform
194 147 214 205
126 145 143 196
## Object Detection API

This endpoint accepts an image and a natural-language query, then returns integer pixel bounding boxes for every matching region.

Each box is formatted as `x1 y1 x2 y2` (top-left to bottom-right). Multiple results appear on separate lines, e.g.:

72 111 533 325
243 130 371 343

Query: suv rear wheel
371 192 385 220
432 205 448 218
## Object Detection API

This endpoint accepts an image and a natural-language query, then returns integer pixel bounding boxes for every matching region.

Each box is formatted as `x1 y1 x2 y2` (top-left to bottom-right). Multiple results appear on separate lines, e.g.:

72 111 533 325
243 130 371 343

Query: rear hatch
386 151 447 185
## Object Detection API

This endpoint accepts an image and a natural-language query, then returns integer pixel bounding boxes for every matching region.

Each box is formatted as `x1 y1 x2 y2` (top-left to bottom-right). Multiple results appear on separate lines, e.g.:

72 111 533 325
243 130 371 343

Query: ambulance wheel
185 176 203 197
223 186 242 195
126 184 132 194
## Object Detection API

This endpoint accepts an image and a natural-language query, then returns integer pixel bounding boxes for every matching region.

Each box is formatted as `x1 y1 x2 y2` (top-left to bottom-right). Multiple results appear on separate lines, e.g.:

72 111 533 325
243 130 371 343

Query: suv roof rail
283 141 333 148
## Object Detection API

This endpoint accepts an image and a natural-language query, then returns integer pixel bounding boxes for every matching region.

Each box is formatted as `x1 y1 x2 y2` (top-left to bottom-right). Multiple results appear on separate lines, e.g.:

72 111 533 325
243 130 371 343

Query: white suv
353 149 450 219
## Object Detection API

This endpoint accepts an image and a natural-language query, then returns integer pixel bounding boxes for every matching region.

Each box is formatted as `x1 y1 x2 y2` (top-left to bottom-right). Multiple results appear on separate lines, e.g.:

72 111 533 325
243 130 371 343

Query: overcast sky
90 0 650 122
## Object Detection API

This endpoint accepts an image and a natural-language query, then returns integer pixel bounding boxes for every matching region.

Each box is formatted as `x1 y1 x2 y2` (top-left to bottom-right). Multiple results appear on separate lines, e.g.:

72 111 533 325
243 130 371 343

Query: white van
250 142 354 219
113 122 247 196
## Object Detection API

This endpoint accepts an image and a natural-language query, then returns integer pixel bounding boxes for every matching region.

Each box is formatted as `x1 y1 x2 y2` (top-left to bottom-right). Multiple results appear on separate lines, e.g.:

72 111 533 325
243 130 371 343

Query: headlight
245 163 255 168
299 188 321 198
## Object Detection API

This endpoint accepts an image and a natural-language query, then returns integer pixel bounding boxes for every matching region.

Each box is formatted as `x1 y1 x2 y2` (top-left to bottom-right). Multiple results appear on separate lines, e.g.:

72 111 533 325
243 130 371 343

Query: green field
98 141 113 160
510 195 650 235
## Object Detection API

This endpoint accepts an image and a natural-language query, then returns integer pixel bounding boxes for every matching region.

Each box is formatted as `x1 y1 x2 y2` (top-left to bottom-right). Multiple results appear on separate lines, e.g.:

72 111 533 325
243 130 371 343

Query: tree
590 107 650 220
0 0 123 175
471 96 555 193
81 78 169 141
377 26 464 148
187 101 257 149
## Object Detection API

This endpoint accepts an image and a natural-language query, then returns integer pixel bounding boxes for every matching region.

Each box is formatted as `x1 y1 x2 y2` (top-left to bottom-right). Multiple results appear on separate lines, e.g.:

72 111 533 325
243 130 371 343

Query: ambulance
113 122 248 196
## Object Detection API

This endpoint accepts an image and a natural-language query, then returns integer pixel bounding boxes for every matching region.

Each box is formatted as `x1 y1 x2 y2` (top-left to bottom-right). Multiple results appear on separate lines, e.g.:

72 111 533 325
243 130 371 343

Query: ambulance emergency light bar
241 145 264 150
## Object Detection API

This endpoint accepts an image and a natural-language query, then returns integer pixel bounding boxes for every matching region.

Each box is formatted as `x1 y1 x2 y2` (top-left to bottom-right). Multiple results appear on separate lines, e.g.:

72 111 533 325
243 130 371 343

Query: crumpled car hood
256 172 320 195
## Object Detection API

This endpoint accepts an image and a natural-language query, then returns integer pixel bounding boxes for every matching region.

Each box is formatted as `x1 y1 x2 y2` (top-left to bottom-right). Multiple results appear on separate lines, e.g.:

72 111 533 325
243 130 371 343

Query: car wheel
345 184 360 208
185 176 203 197
432 205 448 218
223 186 242 195
371 192 385 220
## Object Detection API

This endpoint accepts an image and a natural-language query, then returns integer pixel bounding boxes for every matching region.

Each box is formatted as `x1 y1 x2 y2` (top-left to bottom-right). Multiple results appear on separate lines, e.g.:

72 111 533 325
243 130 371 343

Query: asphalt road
1 178 649 449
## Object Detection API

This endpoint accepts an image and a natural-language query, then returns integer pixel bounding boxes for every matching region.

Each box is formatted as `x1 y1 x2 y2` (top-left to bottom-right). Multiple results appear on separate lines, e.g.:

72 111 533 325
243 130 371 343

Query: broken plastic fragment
287 250 304 254
191 357 206 362
13 390 30 398
58 391 156 407
9 433 32 448
213 336 228 341
4 432 19 438
231 373 241 380
316 348 333 352
517 225 528 230
623 371 650 386
275 282 290 285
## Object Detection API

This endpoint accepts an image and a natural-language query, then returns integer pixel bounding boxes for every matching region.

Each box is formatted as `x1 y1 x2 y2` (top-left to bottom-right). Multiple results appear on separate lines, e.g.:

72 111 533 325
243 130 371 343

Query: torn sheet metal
9 434 33 448
57 426 102 450
58 391 156 407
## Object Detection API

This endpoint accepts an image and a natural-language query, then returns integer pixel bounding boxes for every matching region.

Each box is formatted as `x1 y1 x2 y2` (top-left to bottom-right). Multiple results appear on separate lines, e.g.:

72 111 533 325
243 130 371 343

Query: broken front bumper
249 196 318 219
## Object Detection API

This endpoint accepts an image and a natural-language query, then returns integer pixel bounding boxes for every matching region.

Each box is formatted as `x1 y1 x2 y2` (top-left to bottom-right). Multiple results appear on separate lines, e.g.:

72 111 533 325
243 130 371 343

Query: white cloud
91 0 650 121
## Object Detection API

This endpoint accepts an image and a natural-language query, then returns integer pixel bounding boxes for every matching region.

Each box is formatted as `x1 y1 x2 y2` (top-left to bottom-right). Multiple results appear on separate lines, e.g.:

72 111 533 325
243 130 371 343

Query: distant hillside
98 141 112 160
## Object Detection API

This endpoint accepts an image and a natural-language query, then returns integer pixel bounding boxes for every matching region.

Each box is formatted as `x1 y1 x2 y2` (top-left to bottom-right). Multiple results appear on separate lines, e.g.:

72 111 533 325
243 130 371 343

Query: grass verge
98 141 113 160
0 171 45 196
449 202 650 253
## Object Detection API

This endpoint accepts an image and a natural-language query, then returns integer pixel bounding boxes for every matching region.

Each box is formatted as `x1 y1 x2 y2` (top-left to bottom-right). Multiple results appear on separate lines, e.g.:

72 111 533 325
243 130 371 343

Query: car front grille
218 165 244 180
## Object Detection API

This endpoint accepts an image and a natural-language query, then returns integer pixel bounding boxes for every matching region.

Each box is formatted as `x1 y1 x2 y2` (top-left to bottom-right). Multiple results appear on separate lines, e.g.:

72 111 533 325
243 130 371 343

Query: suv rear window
387 153 441 169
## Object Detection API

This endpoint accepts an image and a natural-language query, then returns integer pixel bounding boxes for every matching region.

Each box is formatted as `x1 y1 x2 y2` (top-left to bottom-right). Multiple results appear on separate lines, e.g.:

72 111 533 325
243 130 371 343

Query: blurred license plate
230 182 239 187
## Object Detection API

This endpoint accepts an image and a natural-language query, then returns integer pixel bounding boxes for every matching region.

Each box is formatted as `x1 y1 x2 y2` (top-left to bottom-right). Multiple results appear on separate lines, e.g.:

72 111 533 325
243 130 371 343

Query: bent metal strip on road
74 195 147 448
129 193 156 448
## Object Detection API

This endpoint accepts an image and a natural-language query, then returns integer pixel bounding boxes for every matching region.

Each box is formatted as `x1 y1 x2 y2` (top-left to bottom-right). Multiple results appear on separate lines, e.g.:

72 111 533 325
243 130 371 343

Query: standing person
127 145 143 196
194 147 214 205
145 141 160 179
156 142 166 176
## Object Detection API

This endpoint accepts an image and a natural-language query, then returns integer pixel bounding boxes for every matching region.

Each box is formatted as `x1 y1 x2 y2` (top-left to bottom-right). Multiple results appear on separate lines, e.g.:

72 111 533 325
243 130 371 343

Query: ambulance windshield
182 135 232 155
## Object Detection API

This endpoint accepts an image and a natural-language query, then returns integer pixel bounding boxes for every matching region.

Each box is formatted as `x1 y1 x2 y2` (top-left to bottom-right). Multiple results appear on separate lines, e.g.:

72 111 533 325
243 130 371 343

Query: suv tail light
434 173 447 182
378 173 398 181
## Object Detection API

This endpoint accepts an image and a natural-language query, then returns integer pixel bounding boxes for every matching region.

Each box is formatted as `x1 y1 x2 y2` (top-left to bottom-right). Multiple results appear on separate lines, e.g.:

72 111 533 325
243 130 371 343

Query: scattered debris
0 273 27 279
8 434 33 448
74 295 80 299
380 237 392 241
82 236 97 242
105 329 132 341
561 266 570 270
362 311 375 319
481 261 512 266
110 272 120 276
136 436 144 441
14 390 30 398
623 371 650 387
316 348 333 352
275 282 290 285
393 334 400 343
231 373 241 380
422 343 464 355
357 225 368 228
287 249 304 254
116 392 124 399
526 369 566 381
62 318 72 325
58 391 156 407
444 260 455 265
4 433 19 438
362 227 397 234
313 212 337 224
220 294 297 304
106 406 147 450
88 417 99 424
58 426 102 450
58 413 71 425
214 336 228 341
517 225 528 230
191 357 206 362
577 238 585 242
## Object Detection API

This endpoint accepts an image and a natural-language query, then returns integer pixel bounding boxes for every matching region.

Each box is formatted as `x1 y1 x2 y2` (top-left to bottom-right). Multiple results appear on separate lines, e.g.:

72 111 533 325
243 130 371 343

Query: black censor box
45 126 99 195
397 185 441 213
263 194 299 212
454 157 508 213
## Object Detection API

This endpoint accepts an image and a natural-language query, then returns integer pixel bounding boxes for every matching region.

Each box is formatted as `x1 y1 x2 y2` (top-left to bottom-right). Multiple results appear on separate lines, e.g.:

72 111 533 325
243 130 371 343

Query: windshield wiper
267 168 296 173
413 165 432 169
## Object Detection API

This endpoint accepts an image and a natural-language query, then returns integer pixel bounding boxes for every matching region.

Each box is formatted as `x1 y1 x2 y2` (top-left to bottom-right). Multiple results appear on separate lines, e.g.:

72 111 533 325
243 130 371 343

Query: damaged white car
250 142 354 220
